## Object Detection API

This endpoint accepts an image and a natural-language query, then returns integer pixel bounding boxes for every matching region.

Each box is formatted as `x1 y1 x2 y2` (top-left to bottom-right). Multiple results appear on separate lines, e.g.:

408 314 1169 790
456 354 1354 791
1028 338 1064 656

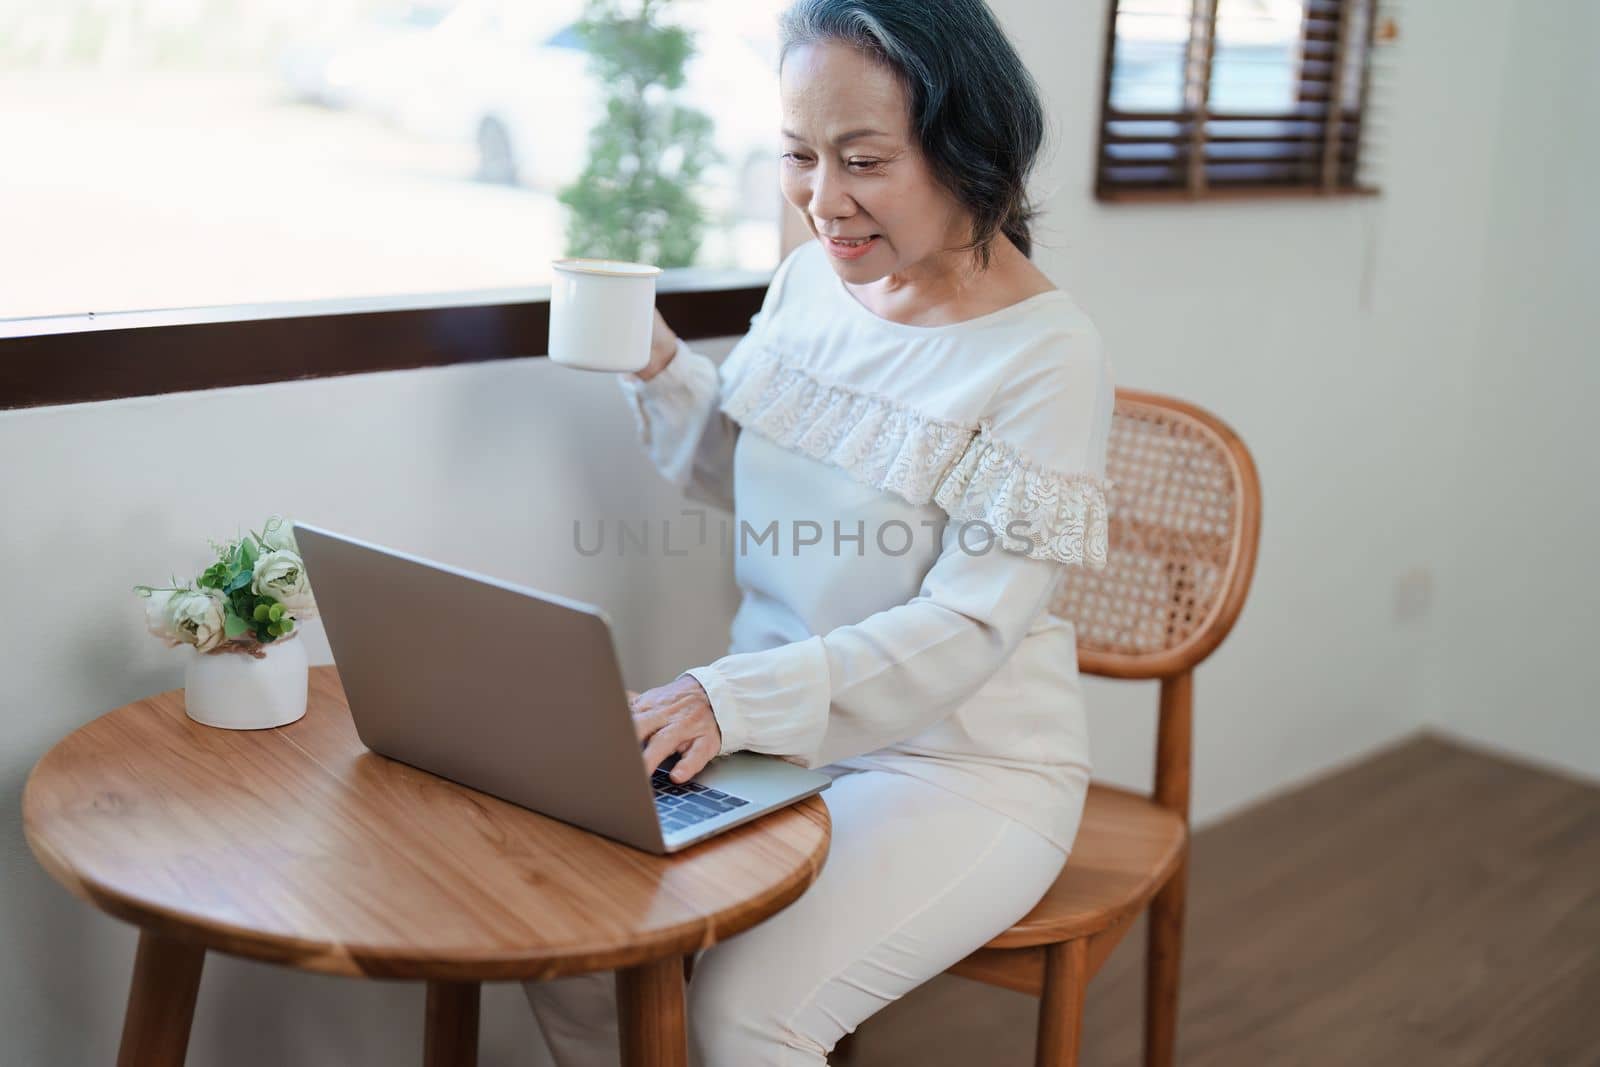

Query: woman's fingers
630 675 719 778
636 309 680 382
640 719 688 777
668 734 720 784
632 703 672 743
630 691 697 742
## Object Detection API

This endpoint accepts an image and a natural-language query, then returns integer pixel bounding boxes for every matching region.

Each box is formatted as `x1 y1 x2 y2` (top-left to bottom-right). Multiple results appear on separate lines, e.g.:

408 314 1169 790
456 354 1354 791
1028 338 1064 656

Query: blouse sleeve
616 339 740 512
683 327 1116 768
683 520 1068 768
615 245 806 513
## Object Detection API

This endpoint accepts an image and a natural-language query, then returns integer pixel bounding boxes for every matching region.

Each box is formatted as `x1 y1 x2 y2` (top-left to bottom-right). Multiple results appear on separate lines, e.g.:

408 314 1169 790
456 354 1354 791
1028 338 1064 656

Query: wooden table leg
117 930 205 1067
617 957 688 1067
424 981 480 1067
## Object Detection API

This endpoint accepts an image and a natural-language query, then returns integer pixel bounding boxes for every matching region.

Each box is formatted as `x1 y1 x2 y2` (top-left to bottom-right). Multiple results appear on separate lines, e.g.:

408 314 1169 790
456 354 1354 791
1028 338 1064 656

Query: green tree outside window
560 0 718 267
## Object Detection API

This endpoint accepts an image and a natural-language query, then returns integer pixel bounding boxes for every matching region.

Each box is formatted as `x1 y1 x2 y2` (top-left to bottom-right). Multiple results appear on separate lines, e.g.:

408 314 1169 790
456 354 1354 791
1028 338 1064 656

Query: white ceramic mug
548 258 662 372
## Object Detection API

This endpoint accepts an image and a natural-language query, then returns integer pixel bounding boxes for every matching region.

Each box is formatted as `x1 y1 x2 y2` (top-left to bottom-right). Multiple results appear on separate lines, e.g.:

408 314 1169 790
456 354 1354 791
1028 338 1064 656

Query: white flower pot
183 634 309 730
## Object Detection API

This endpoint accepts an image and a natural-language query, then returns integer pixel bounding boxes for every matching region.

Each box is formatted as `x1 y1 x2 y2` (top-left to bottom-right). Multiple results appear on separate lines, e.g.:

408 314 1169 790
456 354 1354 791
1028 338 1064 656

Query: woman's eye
779 153 879 171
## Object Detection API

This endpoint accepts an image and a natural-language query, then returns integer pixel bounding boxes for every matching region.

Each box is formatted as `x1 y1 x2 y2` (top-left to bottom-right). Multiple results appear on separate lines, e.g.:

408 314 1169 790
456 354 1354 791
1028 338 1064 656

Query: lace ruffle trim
719 345 1111 567
932 432 1111 569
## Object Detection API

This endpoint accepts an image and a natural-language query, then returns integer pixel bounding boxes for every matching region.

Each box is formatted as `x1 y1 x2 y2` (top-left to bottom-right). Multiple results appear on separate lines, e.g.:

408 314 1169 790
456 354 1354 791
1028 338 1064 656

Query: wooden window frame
0 270 769 411
1094 0 1386 203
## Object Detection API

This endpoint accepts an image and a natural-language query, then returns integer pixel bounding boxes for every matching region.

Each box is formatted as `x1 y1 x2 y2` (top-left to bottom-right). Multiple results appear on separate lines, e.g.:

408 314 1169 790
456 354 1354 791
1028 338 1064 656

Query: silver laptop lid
293 522 665 852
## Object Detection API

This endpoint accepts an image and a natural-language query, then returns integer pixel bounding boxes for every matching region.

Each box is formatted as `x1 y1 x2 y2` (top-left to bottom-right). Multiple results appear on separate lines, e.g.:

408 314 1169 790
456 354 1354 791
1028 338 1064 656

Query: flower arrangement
134 515 318 659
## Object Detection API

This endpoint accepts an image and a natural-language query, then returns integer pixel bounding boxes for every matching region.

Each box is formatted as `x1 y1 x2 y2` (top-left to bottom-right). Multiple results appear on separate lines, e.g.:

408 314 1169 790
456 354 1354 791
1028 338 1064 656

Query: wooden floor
847 733 1600 1066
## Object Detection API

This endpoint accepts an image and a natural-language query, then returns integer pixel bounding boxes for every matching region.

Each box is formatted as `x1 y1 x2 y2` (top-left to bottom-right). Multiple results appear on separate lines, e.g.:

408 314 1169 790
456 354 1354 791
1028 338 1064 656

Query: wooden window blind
1095 0 1393 201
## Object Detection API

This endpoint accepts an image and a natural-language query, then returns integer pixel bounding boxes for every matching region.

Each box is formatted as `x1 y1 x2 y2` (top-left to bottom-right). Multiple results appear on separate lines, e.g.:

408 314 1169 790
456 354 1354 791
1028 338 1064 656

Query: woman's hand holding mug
634 308 680 382
629 674 722 783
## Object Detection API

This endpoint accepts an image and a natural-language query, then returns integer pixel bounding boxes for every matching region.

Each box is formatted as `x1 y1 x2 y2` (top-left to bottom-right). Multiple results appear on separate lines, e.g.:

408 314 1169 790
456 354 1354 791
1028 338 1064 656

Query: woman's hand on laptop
630 673 723 785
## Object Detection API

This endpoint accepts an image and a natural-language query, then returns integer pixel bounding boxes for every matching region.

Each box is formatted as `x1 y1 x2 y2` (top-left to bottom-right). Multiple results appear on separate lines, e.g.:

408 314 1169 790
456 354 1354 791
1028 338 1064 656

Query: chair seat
985 783 1187 950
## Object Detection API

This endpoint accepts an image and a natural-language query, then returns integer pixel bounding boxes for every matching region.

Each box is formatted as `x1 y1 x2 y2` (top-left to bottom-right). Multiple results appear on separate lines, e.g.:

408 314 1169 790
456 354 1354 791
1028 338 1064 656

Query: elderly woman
524 0 1113 1062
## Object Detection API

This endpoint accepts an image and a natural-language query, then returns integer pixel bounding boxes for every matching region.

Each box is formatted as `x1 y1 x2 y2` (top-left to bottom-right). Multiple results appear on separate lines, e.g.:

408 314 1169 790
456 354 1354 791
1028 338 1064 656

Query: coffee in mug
548 258 662 372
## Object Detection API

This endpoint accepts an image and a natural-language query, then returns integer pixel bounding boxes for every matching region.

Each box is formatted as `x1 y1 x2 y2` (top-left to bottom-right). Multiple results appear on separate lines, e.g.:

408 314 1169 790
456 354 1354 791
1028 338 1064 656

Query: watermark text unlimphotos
572 509 1037 558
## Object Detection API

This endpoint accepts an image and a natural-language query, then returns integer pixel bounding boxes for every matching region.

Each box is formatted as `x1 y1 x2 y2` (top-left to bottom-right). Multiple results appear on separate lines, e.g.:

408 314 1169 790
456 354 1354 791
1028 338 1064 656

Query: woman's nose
807 165 853 222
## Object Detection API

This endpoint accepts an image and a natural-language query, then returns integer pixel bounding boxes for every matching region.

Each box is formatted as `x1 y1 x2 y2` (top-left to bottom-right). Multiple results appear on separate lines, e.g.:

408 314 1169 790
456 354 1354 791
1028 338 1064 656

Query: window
0 0 785 320
1095 0 1393 201
1 0 786 410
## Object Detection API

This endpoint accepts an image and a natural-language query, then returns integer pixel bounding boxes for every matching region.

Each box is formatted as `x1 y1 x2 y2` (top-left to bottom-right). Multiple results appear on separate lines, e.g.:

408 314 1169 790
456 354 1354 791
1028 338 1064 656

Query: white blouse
617 240 1115 852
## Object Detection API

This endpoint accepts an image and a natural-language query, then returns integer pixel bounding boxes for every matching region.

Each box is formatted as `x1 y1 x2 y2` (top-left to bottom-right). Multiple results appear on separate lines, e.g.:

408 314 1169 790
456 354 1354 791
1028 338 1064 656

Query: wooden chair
836 386 1263 1066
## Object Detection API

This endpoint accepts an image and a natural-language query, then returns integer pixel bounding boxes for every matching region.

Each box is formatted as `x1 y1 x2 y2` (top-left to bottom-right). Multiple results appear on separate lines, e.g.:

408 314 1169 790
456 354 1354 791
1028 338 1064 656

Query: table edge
23 746 831 980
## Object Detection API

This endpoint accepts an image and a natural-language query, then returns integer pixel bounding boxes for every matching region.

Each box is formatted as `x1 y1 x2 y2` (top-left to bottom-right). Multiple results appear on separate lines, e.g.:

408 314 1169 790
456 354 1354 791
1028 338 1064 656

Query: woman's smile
821 233 880 260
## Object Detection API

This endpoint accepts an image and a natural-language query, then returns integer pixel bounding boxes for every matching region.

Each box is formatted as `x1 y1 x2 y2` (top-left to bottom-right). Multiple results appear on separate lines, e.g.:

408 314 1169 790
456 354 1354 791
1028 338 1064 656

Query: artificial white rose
141 589 183 647
170 589 227 653
252 549 318 618
261 515 300 555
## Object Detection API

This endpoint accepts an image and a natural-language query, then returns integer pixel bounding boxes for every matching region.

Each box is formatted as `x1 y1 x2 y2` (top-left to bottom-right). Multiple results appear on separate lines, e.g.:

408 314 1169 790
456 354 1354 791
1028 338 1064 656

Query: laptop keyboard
651 760 750 836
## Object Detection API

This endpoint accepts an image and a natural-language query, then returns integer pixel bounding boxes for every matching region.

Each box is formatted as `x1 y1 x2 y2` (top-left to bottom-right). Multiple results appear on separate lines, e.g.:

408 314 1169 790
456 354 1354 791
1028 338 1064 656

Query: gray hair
779 0 1046 268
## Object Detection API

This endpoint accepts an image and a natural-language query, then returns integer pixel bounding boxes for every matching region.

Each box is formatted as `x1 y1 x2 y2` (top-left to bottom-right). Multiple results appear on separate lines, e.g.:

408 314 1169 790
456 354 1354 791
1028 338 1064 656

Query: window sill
0 268 771 411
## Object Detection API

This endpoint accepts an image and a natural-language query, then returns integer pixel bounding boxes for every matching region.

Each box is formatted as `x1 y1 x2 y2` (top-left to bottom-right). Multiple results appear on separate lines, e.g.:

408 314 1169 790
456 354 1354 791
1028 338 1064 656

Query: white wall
1428 0 1600 780
2 0 1591 1064
1 351 744 1067
998 0 1560 812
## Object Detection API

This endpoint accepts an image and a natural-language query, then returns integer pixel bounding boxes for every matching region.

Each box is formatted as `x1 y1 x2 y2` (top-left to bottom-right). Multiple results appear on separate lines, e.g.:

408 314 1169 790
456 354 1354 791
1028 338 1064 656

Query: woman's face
778 40 968 284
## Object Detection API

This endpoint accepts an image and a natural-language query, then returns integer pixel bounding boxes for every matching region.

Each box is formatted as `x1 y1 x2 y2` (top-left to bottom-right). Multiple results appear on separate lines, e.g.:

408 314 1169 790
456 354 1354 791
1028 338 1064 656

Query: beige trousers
522 764 1077 1066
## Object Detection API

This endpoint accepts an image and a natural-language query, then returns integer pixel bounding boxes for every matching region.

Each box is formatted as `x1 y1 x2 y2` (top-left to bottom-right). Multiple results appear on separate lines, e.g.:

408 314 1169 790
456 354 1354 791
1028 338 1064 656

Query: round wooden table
22 666 831 1066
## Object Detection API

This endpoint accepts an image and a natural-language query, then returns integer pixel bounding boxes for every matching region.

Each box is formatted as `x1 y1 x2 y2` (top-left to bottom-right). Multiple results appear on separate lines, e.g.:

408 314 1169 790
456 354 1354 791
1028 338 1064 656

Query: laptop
292 522 831 855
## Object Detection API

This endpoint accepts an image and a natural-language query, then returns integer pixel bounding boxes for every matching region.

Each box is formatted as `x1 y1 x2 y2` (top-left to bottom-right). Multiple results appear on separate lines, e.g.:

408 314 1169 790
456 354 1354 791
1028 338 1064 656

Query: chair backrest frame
1055 387 1263 821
